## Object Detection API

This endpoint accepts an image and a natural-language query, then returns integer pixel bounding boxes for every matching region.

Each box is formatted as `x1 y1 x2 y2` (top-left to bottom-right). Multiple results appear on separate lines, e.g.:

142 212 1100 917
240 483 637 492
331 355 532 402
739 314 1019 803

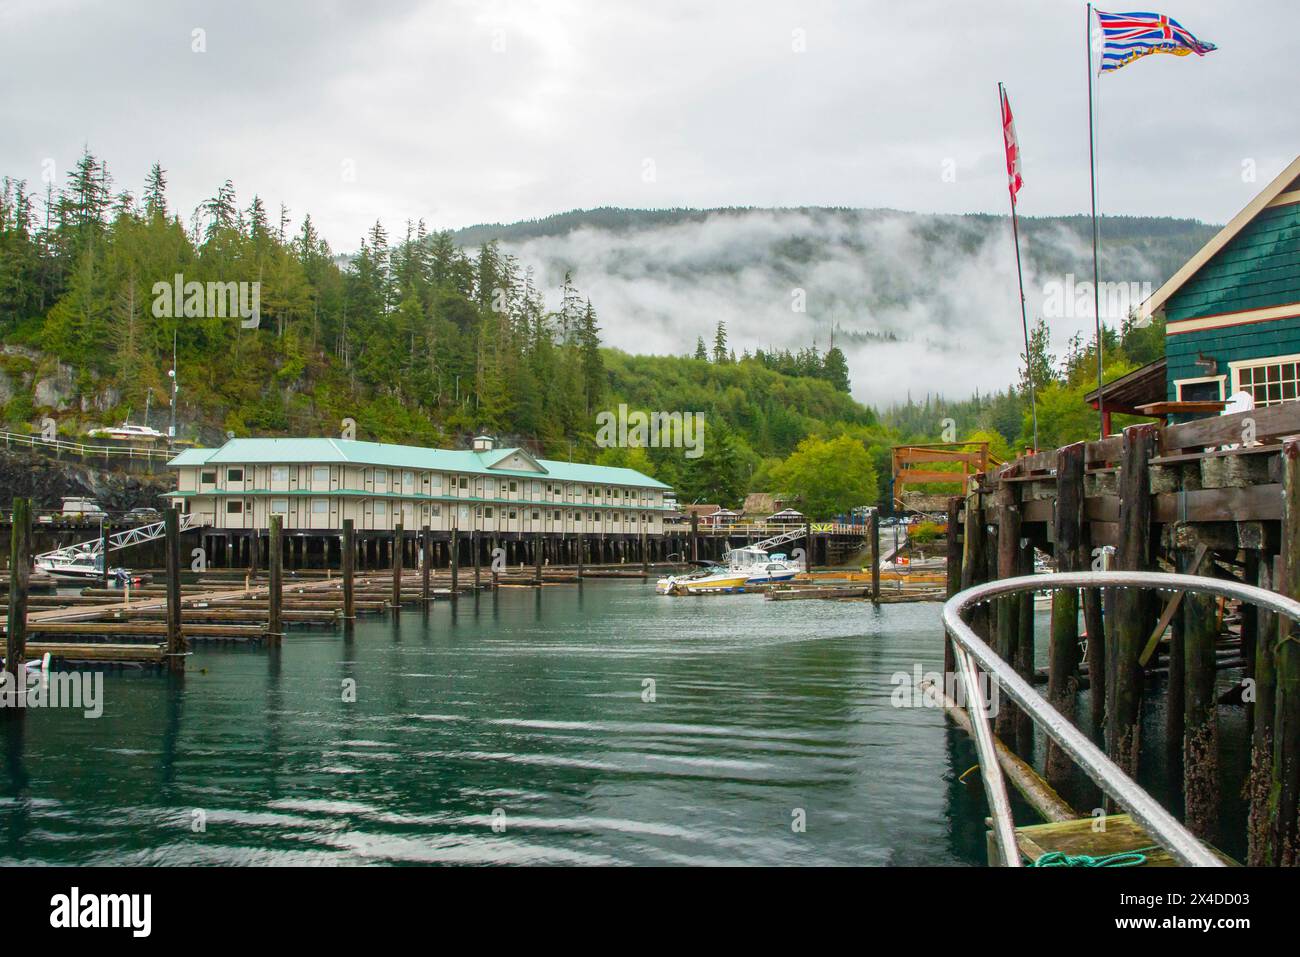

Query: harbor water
0 582 1003 866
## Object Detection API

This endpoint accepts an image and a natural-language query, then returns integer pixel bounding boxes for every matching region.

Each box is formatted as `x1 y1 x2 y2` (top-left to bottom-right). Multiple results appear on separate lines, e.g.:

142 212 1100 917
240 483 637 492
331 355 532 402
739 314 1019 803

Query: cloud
500 207 1174 406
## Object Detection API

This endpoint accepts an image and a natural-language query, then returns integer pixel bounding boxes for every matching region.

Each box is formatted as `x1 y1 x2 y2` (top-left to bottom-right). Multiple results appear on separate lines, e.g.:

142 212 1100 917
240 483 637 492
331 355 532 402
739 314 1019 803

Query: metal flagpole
1086 2 1105 439
1001 82 1038 453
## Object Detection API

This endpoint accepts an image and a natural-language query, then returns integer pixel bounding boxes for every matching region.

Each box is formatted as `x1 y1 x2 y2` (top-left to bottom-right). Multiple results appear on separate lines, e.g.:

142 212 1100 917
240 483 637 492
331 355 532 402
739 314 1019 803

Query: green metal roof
168 438 672 490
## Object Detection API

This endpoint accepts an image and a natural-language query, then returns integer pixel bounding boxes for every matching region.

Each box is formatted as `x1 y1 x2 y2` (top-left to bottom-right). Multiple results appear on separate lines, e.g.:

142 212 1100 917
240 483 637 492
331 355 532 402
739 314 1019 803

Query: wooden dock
947 402 1300 866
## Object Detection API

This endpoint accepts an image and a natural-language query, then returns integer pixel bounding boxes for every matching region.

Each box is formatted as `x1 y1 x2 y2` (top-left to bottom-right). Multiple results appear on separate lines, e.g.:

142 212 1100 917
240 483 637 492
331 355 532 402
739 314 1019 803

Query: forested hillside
0 151 1191 515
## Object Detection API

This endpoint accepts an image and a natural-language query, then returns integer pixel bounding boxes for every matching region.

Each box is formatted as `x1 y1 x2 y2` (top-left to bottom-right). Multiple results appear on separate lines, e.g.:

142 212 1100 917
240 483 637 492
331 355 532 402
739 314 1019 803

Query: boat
34 551 147 585
656 546 802 595
86 422 165 441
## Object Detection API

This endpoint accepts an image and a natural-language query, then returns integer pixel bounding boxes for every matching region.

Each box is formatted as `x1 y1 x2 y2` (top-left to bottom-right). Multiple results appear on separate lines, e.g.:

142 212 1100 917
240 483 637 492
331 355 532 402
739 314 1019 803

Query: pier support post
267 514 283 647
1270 438 1300 863
576 533 584 580
1109 423 1156 777
1248 553 1278 864
342 519 356 621
641 527 648 576
994 476 1021 742
1046 443 1084 789
421 525 431 603
5 498 31 684
943 497 962 676
100 520 110 590
450 524 459 597
871 509 881 605
961 488 989 646
473 529 481 588
392 523 404 611
534 533 544 584
165 507 187 670
1182 551 1218 841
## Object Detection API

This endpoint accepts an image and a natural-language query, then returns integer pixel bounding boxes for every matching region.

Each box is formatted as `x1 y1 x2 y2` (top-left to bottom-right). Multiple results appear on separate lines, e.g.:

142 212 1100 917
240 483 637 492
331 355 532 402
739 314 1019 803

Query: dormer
472 434 496 452
484 447 547 474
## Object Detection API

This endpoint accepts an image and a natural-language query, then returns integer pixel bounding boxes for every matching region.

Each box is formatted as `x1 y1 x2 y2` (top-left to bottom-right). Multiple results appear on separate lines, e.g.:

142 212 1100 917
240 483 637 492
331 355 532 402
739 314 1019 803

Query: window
485 507 494 518
374 501 387 516
531 510 540 520
226 500 243 514
373 469 387 489
200 470 217 484
271 498 288 514
554 511 561 520
459 477 468 490
313 466 330 484
404 471 414 487
271 466 289 482
311 498 328 514
508 510 517 520
1234 357 1300 407
430 505 441 516
587 487 594 497
607 512 615 522
509 481 517 493
430 474 442 490
227 468 243 483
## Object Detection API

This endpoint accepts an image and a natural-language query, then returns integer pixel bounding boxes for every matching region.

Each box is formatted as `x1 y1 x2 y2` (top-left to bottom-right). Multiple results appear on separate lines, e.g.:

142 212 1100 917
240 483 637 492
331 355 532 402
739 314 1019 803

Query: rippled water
0 583 993 865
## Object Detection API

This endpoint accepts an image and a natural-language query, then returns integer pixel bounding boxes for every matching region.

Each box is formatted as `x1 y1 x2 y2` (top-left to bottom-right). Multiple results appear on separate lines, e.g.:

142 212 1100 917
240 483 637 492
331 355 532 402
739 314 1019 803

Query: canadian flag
1001 87 1023 204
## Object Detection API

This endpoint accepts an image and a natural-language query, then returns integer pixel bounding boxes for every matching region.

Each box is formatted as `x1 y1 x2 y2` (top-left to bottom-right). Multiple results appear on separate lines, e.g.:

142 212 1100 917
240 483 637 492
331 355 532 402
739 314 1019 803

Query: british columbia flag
1096 10 1217 74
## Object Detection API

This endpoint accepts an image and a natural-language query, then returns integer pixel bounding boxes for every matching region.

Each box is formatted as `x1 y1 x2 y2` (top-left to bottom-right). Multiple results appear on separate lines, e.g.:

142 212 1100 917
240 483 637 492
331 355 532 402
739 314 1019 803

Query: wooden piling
534 533 544 584
1270 439 1300 864
342 519 356 620
392 523 404 609
994 476 1021 741
1109 423 1156 777
1248 554 1278 864
473 529 481 588
420 525 431 603
641 527 648 575
450 524 459 597
164 507 186 671
576 533 584 580
100 520 110 590
690 513 699 562
5 498 30 683
1182 559 1218 841
267 514 283 646
871 509 881 605
943 497 962 677
1046 443 1084 788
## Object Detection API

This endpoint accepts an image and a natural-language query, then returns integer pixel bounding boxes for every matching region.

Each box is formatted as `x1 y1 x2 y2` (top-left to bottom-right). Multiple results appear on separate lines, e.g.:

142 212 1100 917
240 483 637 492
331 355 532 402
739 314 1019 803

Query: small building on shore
165 435 672 536
1139 154 1300 412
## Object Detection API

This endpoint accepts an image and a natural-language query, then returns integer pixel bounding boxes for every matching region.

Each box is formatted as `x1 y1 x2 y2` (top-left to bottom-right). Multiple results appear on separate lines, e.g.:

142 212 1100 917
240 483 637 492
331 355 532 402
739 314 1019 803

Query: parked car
60 497 104 519
127 507 162 522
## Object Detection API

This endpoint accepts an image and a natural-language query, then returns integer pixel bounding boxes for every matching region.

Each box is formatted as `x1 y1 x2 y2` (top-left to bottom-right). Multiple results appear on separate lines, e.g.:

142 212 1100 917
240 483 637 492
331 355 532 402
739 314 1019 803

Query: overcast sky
2 0 1294 249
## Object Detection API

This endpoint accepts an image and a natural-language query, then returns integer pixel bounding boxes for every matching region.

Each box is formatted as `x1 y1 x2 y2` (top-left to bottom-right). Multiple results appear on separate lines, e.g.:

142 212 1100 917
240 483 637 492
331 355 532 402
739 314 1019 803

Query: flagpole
1000 82 1038 453
1086 2 1105 439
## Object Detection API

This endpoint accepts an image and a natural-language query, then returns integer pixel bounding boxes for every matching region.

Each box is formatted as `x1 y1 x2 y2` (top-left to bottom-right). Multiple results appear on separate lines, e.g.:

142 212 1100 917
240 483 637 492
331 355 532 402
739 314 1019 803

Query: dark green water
0 583 995 866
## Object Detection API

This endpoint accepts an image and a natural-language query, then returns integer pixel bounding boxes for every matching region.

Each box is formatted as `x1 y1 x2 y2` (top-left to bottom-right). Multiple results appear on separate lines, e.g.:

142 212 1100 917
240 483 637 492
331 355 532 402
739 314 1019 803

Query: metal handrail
942 570 1300 868
0 428 172 463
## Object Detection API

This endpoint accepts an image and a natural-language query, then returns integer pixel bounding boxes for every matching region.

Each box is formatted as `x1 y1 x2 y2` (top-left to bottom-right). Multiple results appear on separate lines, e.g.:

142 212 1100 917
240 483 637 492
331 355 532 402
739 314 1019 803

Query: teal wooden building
1142 155 1300 409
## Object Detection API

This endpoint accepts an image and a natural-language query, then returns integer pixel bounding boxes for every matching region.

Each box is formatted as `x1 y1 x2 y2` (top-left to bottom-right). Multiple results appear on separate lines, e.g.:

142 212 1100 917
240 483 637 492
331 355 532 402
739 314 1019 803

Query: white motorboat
656 546 802 595
87 422 165 441
34 551 145 585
